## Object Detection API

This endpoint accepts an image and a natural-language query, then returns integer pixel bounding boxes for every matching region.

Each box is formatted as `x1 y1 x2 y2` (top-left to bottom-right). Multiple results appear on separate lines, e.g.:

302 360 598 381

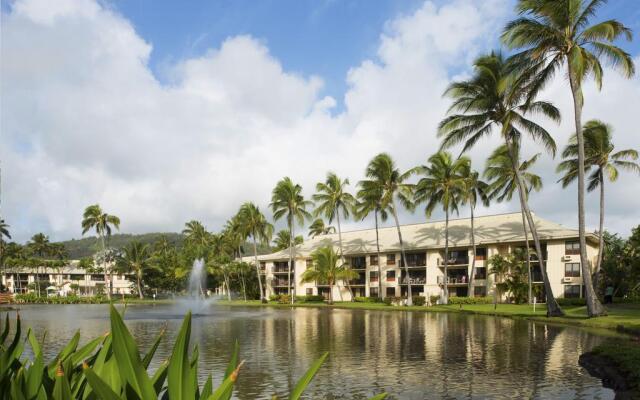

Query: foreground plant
0 307 386 399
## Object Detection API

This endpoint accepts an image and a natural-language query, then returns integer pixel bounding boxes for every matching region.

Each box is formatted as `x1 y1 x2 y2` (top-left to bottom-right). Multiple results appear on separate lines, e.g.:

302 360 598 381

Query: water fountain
177 258 214 315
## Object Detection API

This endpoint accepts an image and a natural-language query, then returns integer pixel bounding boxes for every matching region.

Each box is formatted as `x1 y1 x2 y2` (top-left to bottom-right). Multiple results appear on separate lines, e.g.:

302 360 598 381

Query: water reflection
8 304 613 399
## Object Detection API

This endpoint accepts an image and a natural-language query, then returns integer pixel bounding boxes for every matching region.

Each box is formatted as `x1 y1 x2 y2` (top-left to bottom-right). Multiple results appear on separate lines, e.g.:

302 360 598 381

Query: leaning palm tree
273 230 303 252
438 51 564 316
81 204 121 299
359 153 414 304
459 164 489 297
308 218 336 238
485 144 543 304
414 152 467 304
270 177 312 303
116 241 152 299
27 233 51 297
557 120 639 277
313 172 357 299
238 202 274 302
355 185 388 301
301 246 358 304
502 0 635 316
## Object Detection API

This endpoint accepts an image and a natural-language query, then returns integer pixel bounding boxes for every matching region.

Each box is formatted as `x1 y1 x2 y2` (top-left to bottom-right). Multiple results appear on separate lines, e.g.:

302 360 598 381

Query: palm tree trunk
594 169 605 292
288 218 295 304
568 70 606 317
137 272 143 299
329 280 334 305
443 210 449 305
336 212 354 301
225 272 231 301
375 209 382 301
521 209 533 304
391 199 412 305
506 137 563 316
468 205 476 297
253 236 265 302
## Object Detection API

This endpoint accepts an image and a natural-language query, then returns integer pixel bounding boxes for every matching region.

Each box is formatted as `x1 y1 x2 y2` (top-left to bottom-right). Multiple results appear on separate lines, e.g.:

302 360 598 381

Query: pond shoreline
579 346 640 400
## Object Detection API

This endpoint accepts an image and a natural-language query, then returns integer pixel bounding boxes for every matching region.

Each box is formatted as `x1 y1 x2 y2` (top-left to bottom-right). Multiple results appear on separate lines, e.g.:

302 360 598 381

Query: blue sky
110 0 640 108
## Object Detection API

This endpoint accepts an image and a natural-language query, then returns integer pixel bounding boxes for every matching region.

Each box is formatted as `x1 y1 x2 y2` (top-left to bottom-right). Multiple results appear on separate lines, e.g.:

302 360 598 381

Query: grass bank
216 300 640 334
579 340 640 398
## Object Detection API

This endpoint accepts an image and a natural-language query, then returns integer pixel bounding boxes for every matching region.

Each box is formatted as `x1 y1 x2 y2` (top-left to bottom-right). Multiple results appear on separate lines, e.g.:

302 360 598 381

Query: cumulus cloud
1 0 638 243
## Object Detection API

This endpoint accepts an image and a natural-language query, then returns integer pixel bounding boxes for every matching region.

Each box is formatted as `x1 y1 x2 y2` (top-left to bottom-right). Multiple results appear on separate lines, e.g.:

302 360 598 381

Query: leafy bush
429 295 440 306
354 296 382 303
14 293 108 304
295 295 325 303
269 294 280 302
556 297 587 306
278 294 291 304
447 296 493 305
0 306 388 399
411 296 426 306
383 297 393 306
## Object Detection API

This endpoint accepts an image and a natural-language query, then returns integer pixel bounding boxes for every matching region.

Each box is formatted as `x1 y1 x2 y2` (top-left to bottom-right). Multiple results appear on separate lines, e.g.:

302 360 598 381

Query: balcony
272 279 293 287
438 257 469 267
400 277 426 285
273 266 290 274
348 278 366 286
437 276 469 286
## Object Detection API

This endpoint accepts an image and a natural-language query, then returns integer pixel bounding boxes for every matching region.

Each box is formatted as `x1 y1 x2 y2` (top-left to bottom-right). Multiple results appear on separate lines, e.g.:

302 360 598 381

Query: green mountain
56 232 274 259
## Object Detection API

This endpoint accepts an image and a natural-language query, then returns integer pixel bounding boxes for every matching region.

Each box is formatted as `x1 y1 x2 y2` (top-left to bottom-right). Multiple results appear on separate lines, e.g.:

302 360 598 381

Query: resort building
250 212 598 302
1 262 135 296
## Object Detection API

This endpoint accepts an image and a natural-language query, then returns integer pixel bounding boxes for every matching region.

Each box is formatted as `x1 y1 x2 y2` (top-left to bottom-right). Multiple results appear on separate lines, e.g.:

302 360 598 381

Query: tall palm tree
502 0 635 317
27 233 51 297
485 144 543 304
557 120 639 278
359 154 414 304
313 172 357 299
273 230 303 251
116 241 152 299
438 51 564 316
81 204 121 299
414 152 467 304
301 246 358 304
223 215 248 300
459 164 489 297
238 202 274 302
0 219 10 292
308 218 336 238
355 185 388 301
182 220 211 260
270 177 312 303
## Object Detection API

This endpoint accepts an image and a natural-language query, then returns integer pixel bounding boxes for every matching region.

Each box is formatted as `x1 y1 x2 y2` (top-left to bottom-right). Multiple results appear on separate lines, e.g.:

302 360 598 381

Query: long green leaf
290 352 328 400
109 305 156 400
167 311 194 400
83 364 122 400
220 340 239 400
70 335 104 366
200 375 213 399
142 328 165 369
207 361 244 400
151 361 169 395
368 394 387 400
52 364 73 400
25 330 45 400
0 314 9 344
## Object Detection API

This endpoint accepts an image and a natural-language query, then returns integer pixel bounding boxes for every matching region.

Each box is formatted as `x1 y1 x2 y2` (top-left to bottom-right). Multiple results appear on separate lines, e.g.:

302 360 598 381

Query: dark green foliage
354 296 383 303
448 296 494 305
556 298 587 307
411 296 426 306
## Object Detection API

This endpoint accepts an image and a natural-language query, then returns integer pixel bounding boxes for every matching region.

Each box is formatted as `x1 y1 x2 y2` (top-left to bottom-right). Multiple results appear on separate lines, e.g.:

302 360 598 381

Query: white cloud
2 0 638 243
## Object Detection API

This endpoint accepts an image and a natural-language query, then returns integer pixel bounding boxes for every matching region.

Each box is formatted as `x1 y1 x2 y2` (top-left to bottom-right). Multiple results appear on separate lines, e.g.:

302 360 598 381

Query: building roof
250 212 593 261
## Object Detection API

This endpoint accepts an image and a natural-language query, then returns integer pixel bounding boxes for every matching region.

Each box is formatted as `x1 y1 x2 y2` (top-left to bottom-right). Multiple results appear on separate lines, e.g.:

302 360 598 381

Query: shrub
412 296 426 306
448 296 493 305
556 297 587 306
269 294 280 302
429 295 441 305
277 294 291 304
383 297 393 306
295 295 325 303
354 296 382 303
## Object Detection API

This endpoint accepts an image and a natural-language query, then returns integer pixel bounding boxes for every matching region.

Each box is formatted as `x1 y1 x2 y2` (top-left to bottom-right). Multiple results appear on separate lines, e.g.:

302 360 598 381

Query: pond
8 303 614 399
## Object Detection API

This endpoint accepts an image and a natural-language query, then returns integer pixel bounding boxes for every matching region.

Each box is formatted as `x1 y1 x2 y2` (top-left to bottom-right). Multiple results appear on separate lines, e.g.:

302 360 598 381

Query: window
91 274 104 282
404 253 426 267
474 286 487 297
369 271 379 282
306 259 313 269
370 287 379 297
260 262 266 270
350 256 366 269
386 287 396 297
386 254 396 265
475 248 487 261
564 285 581 298
370 255 379 265
565 263 581 277
474 267 486 280
306 288 313 296
386 270 396 281
565 241 580 255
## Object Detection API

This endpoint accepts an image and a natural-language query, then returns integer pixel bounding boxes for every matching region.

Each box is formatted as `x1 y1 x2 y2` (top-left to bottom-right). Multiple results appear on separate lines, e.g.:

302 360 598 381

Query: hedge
447 296 494 305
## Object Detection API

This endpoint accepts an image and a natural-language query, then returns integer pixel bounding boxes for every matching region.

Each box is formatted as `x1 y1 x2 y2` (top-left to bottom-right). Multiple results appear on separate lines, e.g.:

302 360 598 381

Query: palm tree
459 164 489 297
182 220 211 260
308 218 336 238
0 219 10 291
355 185 388 301
414 152 467 304
301 246 358 304
81 204 121 299
359 154 414 304
270 177 312 303
273 230 303 251
27 233 51 297
116 241 152 299
223 216 248 300
557 120 640 279
438 51 564 316
238 202 274 302
313 172 357 299
485 144 543 304
502 0 635 317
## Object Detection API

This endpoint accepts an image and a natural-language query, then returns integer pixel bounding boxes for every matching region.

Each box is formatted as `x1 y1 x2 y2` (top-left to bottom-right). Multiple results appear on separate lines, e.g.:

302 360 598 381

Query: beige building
251 212 598 302
1 261 135 296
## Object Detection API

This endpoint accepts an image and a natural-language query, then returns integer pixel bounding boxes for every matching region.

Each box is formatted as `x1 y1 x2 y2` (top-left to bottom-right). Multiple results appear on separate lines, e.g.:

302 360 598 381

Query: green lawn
216 300 640 333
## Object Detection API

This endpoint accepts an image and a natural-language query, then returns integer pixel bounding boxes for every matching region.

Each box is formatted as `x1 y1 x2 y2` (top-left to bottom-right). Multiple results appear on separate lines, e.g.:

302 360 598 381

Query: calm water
6 304 615 399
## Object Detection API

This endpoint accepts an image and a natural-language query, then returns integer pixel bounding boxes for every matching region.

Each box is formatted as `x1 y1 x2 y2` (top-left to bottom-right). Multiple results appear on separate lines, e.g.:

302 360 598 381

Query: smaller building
1 261 135 296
